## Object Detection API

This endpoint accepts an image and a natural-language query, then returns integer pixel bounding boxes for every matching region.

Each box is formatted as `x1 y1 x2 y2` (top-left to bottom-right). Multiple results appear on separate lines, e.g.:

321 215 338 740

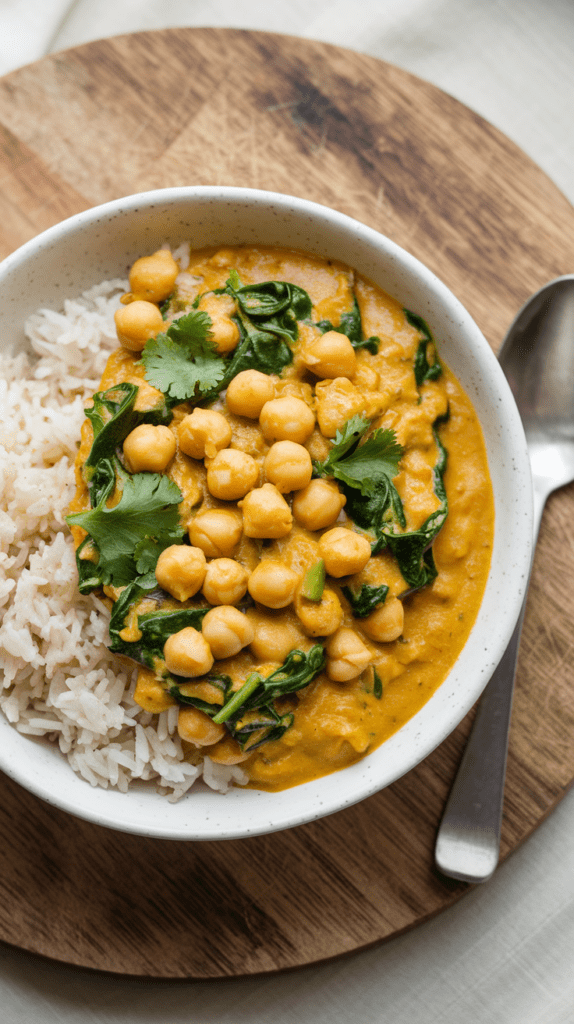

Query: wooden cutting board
1 28 574 978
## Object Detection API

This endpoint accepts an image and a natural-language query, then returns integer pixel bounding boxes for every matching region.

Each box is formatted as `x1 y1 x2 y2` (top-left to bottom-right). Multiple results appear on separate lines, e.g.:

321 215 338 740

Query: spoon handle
435 483 545 883
434 606 525 882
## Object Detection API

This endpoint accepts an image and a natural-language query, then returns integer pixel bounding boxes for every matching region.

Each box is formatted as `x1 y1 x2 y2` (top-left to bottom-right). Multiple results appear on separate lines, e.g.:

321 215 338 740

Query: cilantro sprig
313 414 404 498
67 466 184 591
141 310 226 402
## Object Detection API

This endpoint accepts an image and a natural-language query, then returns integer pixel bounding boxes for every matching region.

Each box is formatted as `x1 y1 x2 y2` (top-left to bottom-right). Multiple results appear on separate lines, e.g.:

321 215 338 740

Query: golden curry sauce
68 245 494 792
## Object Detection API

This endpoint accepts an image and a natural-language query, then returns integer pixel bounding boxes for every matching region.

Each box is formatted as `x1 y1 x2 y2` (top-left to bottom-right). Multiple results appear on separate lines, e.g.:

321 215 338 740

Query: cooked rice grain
0 280 247 799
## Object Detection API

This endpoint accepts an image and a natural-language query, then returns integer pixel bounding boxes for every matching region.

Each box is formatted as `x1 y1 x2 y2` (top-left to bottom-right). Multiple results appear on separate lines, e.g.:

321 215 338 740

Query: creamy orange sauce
71 245 494 792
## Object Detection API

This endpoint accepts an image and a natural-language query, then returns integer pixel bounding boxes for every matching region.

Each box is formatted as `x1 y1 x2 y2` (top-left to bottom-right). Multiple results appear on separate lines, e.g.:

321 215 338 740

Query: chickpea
209 317 241 354
362 597 404 643
198 292 240 354
202 558 249 605
318 528 372 578
292 479 347 531
164 627 214 678
326 627 372 681
208 734 251 765
178 408 232 460
155 544 207 602
123 423 176 473
248 561 300 609
264 440 313 493
239 483 293 539
259 396 315 445
201 605 254 660
177 706 225 746
188 509 242 558
114 300 164 352
247 610 309 662
226 369 275 418
302 330 357 380
128 249 179 304
206 448 259 501
294 586 343 637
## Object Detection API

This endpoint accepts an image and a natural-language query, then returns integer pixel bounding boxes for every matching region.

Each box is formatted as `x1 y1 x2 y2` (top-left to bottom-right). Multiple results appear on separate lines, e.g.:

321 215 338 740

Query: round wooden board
1 28 574 979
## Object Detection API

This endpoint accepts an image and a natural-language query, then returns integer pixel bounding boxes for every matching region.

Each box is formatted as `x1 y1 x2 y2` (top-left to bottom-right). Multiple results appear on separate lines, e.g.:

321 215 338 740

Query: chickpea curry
67 244 494 792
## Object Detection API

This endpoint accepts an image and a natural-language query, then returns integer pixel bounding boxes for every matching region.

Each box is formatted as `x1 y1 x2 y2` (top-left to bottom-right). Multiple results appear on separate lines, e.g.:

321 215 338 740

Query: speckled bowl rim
0 187 533 841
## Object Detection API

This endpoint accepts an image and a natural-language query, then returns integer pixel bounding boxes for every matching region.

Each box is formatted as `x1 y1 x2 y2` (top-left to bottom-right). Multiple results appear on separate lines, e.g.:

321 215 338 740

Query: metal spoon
435 275 574 883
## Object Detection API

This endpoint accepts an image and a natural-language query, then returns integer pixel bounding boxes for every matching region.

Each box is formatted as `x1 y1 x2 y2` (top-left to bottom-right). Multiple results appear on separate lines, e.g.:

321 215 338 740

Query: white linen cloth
1 2 574 1022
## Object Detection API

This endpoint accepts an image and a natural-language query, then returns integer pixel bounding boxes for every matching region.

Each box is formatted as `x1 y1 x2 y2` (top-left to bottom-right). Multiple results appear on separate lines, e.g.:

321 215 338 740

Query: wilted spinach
316 296 380 353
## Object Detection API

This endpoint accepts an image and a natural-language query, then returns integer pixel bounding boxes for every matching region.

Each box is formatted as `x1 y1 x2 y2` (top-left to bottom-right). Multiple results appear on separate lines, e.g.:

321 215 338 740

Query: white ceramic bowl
0 187 533 840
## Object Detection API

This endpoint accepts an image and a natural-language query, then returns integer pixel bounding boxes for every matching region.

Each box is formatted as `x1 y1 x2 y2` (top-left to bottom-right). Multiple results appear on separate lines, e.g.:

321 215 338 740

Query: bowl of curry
0 187 532 839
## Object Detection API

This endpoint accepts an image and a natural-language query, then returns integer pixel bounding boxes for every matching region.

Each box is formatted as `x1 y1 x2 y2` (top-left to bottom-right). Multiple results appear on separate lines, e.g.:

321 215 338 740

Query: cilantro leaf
331 428 404 496
313 414 371 477
314 415 404 498
141 311 226 402
67 470 184 589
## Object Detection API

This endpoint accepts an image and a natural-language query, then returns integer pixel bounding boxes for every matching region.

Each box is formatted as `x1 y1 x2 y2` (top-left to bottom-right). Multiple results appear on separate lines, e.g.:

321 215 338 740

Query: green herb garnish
313 414 404 498
141 310 226 402
373 667 383 699
67 467 184 590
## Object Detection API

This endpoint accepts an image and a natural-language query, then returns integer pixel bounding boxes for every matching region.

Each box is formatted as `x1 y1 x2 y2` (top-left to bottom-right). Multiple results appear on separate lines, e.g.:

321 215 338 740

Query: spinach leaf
342 414 449 593
83 382 170 486
165 645 326 752
373 667 383 699
317 297 380 354
381 426 448 590
232 279 312 328
342 478 406 540
342 582 389 618
169 673 232 716
227 705 296 752
108 578 209 669
404 309 442 387
213 645 326 724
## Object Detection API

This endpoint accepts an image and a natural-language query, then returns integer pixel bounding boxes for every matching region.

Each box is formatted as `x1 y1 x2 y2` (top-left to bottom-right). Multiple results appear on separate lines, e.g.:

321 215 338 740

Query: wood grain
1 28 574 977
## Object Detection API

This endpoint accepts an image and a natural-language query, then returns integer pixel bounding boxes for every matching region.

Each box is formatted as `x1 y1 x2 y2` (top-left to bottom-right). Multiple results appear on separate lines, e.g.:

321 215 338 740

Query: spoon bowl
436 274 574 882
501 275 574 532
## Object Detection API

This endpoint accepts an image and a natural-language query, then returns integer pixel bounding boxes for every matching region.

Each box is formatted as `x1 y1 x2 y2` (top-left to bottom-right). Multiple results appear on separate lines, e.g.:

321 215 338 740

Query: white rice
0 280 248 800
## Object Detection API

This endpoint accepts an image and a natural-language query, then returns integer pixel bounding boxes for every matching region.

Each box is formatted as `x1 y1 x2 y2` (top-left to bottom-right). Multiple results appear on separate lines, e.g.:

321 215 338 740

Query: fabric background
1 2 574 1022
